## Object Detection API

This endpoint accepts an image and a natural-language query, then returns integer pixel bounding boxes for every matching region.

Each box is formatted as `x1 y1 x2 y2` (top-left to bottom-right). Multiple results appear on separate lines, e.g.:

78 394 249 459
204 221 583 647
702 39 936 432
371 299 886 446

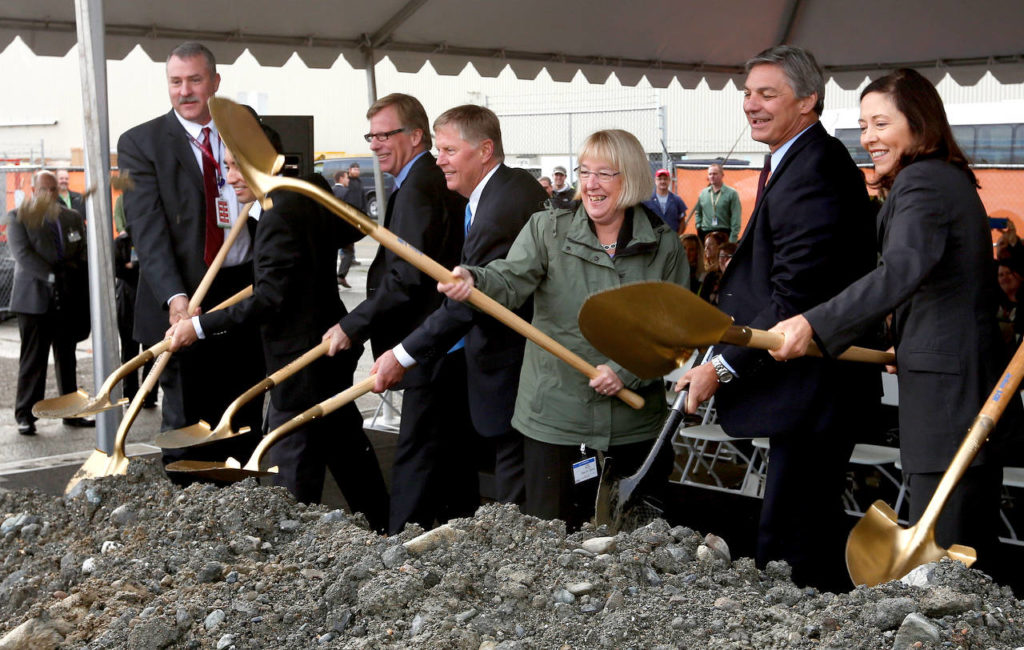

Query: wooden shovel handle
246 374 376 471
915 341 1024 534
223 340 331 421
189 202 253 312
276 179 645 410
723 325 895 365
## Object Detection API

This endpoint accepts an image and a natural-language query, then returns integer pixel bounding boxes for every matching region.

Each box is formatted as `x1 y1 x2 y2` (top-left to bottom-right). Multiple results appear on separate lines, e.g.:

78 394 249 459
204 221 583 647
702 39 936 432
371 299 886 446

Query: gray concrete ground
0 237 390 498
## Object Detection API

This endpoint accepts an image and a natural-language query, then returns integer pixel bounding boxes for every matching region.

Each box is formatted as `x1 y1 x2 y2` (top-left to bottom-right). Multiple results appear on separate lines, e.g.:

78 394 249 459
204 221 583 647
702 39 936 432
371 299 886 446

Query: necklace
601 242 617 251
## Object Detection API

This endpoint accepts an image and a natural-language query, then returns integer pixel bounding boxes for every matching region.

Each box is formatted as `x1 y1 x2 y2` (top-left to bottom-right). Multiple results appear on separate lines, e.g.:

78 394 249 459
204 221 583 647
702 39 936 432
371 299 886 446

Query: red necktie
755 154 771 205
199 127 223 266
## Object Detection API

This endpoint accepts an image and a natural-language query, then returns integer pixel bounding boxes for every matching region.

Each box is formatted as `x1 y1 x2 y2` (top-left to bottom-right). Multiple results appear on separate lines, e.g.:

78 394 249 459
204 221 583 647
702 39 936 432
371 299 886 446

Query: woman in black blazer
768 68 1020 578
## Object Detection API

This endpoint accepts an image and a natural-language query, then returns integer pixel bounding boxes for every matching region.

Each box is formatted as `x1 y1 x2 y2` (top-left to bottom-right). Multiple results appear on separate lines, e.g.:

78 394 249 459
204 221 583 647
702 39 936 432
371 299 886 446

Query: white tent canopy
3 0 1024 90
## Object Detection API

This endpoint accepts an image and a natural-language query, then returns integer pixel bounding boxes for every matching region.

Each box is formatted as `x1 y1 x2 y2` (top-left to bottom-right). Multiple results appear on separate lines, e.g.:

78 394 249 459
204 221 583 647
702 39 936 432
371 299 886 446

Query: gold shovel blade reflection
579 282 725 378
846 500 976 587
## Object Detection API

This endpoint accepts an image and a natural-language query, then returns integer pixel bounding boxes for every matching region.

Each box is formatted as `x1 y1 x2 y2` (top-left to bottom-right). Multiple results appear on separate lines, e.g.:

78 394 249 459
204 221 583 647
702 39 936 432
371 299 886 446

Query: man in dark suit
323 93 467 534
677 46 876 592
372 105 547 506
55 169 85 217
168 136 389 532
7 171 93 434
117 41 264 480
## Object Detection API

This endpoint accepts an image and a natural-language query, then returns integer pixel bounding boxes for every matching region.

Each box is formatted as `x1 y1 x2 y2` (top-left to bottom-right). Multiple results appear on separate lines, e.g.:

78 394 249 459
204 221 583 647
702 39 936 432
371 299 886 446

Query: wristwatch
710 355 734 384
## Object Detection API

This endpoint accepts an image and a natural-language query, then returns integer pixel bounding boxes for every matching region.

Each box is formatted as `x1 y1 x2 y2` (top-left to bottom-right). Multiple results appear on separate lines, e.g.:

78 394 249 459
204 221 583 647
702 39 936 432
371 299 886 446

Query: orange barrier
676 166 1024 253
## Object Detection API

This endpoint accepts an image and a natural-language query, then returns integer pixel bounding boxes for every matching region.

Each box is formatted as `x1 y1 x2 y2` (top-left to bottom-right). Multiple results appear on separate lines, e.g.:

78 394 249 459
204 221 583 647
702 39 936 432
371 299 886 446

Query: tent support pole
75 0 122 451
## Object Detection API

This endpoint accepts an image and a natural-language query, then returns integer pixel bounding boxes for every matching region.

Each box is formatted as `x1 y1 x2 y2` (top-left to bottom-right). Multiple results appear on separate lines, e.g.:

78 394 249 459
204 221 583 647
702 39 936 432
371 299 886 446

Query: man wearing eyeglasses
323 93 467 535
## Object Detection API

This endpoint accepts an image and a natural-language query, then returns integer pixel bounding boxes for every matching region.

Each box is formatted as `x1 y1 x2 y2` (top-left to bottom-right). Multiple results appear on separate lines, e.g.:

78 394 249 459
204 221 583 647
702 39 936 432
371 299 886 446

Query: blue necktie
448 203 473 354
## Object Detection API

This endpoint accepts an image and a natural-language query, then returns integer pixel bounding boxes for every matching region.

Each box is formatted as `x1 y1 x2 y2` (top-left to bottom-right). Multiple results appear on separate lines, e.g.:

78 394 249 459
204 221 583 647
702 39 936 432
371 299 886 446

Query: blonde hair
574 129 652 209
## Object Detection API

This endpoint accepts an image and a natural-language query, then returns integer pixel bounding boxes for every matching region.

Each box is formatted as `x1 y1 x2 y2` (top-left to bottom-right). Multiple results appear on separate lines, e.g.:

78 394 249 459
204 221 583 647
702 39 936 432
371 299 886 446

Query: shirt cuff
167 292 186 306
393 344 416 368
191 315 206 340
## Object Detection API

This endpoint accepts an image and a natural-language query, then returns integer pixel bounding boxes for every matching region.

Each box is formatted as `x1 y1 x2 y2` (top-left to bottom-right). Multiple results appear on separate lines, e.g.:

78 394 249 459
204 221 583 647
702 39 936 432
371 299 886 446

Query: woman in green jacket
440 129 689 529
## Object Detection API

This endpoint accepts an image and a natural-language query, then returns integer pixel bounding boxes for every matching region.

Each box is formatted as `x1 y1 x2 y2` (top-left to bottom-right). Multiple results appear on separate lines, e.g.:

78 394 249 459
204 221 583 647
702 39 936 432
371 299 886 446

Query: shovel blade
579 282 726 379
154 421 252 450
846 499 977 587
64 449 131 495
165 458 277 482
33 390 127 419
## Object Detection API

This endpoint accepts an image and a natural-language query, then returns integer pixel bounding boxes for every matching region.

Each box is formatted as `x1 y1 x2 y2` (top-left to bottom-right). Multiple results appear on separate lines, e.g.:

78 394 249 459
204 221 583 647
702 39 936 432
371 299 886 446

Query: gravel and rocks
0 458 1022 649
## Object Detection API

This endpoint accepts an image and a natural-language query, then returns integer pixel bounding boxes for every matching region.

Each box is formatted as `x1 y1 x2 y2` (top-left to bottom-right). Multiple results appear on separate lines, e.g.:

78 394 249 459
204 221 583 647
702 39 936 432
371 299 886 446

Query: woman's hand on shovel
768 314 814 361
438 266 474 302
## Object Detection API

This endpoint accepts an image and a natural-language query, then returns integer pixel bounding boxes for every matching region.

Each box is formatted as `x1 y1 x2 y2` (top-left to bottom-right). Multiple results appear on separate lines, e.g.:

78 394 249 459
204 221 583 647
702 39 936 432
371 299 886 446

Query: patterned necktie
464 203 473 236
755 153 771 205
199 127 223 266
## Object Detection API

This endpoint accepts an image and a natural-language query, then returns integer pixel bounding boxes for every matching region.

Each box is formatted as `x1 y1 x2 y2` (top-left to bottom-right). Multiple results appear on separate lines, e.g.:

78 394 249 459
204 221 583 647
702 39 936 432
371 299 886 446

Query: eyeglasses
575 167 621 183
718 253 734 260
363 128 406 143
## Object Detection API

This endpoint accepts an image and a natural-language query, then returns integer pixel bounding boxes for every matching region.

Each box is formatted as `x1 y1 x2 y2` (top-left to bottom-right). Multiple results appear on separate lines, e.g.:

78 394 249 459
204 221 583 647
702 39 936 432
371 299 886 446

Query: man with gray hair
370 104 548 507
117 41 264 481
676 45 877 592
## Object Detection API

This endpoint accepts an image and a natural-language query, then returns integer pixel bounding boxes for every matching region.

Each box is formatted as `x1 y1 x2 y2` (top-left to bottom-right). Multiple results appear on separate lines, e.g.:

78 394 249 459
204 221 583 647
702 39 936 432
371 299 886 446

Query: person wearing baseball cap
549 165 575 210
643 167 687 233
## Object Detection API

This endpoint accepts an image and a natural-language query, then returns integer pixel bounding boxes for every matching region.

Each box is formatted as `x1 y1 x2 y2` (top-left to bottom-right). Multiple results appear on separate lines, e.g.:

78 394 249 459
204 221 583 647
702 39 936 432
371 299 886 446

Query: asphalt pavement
0 237 387 494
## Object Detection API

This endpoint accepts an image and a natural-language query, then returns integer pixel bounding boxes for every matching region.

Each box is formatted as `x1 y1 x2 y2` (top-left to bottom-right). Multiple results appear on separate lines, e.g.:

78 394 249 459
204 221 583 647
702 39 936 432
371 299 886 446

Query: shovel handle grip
725 326 895 365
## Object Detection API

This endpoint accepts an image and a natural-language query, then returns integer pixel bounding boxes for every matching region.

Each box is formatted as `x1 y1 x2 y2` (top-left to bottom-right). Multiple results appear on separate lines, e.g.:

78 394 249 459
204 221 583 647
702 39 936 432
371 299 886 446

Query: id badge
215 197 232 229
572 456 598 484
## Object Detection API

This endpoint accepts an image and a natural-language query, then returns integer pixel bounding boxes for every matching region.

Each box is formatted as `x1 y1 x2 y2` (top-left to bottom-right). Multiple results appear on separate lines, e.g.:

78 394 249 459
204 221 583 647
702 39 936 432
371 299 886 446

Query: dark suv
315 156 395 220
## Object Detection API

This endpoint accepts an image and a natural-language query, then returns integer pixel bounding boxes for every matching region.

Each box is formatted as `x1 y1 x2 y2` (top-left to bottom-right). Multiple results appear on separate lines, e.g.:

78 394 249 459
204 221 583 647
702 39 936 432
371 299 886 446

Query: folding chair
362 389 402 434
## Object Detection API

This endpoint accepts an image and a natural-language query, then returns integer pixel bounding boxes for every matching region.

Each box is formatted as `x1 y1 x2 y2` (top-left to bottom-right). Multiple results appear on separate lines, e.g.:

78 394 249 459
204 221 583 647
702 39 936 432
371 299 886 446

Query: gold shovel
34 203 256 420
64 285 253 494
210 96 645 411
845 342 1024 586
165 374 376 481
155 339 331 449
578 281 895 379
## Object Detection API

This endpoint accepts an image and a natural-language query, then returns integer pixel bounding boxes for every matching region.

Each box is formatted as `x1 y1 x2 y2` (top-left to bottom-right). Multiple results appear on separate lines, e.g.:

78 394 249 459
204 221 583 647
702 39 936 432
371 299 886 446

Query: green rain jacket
466 202 689 451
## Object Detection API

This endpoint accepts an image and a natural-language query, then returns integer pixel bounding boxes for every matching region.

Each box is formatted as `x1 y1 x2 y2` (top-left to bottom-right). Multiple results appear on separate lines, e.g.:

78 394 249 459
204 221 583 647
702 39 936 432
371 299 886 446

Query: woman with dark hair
768 68 1019 578
439 129 689 530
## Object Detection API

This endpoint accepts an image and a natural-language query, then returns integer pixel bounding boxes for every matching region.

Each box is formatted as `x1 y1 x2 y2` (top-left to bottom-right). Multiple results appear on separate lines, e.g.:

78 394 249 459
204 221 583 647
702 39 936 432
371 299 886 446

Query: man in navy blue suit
677 46 877 592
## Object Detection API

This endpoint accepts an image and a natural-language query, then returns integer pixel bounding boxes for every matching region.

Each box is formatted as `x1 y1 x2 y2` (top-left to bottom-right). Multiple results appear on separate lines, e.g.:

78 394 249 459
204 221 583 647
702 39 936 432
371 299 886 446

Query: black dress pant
267 399 390 533
757 429 856 593
522 435 674 532
15 311 77 424
388 350 479 534
908 464 1002 581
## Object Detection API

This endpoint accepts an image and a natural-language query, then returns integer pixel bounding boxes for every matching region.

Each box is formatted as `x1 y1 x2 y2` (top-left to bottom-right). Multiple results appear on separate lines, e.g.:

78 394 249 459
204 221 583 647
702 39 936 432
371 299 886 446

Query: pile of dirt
0 459 1021 649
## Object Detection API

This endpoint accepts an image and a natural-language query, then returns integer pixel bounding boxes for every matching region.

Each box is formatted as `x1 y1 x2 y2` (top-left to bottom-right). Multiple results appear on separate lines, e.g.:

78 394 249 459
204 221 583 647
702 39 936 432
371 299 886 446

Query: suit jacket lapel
164 110 204 188
734 122 826 260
